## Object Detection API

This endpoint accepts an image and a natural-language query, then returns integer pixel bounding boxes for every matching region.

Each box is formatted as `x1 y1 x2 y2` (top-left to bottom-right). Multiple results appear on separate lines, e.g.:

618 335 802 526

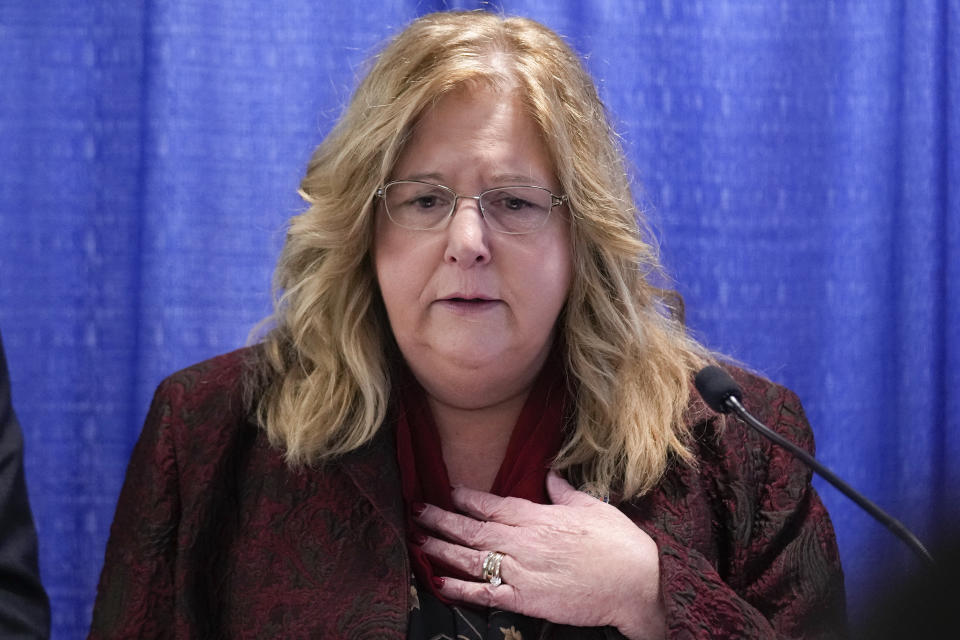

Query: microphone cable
694 365 934 566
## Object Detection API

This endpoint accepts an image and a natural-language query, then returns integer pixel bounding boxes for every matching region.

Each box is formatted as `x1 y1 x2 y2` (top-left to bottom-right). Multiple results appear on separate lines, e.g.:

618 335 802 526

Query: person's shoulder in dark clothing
0 332 50 639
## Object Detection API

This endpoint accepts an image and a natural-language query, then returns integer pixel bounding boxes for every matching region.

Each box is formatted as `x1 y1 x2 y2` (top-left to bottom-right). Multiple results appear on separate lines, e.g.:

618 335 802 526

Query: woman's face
373 86 572 409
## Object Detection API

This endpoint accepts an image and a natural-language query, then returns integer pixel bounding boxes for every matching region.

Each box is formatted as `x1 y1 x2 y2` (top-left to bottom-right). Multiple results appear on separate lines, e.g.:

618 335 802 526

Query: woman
89 11 845 639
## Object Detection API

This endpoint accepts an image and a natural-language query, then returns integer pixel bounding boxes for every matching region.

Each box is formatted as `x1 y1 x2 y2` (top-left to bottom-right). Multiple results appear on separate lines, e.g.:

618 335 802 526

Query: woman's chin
402 342 548 409
402 334 512 373
417 373 527 411
412 349 506 388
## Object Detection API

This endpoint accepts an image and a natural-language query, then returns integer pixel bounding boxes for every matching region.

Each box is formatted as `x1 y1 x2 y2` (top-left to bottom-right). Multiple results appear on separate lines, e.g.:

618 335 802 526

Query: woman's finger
419 535 492 579
416 503 514 548
546 469 602 507
449 485 555 526
434 576 523 612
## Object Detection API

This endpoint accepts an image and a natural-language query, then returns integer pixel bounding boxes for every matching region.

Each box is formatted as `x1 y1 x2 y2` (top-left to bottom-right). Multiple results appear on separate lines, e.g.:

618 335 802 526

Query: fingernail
410 531 427 546
411 502 426 516
432 576 445 590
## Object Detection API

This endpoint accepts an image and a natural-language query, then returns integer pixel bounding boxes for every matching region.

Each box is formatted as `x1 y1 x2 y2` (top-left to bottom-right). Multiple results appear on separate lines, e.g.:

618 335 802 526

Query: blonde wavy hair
254 10 712 498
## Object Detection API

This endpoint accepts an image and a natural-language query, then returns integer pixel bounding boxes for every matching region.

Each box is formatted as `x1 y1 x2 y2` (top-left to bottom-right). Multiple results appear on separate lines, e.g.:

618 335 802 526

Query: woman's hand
414 470 666 640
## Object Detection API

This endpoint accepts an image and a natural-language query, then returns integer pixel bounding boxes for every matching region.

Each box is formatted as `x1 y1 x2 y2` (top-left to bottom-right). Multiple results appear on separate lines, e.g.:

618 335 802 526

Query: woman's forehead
392 86 558 188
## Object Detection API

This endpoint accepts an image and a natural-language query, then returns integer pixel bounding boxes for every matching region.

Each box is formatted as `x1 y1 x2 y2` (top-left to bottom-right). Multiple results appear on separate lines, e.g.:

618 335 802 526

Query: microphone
694 365 934 566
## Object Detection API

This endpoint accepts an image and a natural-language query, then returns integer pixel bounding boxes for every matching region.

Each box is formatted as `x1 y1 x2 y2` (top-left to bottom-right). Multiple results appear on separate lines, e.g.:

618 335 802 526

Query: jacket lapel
338 424 407 543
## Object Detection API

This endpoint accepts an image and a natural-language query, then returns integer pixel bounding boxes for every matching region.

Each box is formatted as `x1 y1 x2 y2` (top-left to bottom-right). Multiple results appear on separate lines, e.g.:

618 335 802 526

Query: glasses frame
374 180 569 235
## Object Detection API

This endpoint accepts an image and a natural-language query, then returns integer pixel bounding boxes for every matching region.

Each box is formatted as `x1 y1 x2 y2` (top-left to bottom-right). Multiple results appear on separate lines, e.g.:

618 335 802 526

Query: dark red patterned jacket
88 348 846 639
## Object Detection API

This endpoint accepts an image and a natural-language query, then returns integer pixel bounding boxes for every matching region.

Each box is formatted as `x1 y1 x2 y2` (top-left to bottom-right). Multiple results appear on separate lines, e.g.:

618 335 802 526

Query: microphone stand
723 394 935 566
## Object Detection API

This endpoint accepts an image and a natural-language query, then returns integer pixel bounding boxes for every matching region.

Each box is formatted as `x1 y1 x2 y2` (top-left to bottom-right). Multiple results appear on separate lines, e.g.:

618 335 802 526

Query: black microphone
694 365 934 566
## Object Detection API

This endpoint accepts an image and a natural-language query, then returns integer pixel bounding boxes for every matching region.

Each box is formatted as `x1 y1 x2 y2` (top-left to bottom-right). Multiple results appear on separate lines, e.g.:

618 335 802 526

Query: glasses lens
480 187 553 234
383 182 454 230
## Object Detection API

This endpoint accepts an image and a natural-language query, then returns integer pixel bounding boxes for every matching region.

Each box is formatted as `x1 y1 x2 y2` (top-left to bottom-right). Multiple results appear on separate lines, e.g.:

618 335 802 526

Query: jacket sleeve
88 379 181 640
0 335 50 639
653 386 847 639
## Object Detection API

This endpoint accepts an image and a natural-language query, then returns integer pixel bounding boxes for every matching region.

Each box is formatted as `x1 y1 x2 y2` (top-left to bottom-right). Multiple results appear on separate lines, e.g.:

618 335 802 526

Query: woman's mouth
436 297 502 313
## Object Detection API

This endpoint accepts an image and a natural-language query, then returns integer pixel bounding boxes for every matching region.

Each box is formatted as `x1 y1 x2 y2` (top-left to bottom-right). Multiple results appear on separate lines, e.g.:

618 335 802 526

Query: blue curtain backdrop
1 0 956 636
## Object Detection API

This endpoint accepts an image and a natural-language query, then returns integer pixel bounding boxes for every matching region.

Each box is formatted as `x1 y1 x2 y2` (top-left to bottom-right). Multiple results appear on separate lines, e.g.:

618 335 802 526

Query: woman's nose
443 197 491 266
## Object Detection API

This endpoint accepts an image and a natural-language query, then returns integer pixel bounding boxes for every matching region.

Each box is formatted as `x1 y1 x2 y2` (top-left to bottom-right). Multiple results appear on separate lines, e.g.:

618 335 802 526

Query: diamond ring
481 550 505 586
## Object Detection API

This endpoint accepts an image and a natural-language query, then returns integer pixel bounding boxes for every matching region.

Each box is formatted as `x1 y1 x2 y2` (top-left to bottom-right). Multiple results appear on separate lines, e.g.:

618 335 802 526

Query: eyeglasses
375 180 568 235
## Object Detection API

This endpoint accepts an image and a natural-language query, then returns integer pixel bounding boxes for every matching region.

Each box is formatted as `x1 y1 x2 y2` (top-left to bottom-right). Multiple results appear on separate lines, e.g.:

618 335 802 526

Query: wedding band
481 550 505 586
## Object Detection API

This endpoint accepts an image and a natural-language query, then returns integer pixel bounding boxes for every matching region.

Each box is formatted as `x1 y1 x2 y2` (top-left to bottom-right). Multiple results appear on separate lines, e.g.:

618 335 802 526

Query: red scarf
394 356 567 603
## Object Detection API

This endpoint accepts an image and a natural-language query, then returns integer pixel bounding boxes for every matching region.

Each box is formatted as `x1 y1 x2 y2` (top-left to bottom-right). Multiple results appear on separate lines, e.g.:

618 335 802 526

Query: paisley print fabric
406 574 628 640
407 574 544 640
88 347 845 639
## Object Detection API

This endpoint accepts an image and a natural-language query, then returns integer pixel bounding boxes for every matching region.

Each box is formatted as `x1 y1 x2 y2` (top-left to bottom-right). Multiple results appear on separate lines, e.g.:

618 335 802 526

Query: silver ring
481 550 505 586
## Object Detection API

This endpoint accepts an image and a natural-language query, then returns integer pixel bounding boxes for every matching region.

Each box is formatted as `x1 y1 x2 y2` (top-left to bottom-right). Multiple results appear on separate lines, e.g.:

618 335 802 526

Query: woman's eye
413 196 437 208
491 196 533 212
503 197 530 210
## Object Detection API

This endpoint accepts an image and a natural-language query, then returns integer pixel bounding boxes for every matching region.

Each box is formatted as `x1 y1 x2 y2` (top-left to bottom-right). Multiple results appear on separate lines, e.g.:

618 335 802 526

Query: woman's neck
427 389 530 492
